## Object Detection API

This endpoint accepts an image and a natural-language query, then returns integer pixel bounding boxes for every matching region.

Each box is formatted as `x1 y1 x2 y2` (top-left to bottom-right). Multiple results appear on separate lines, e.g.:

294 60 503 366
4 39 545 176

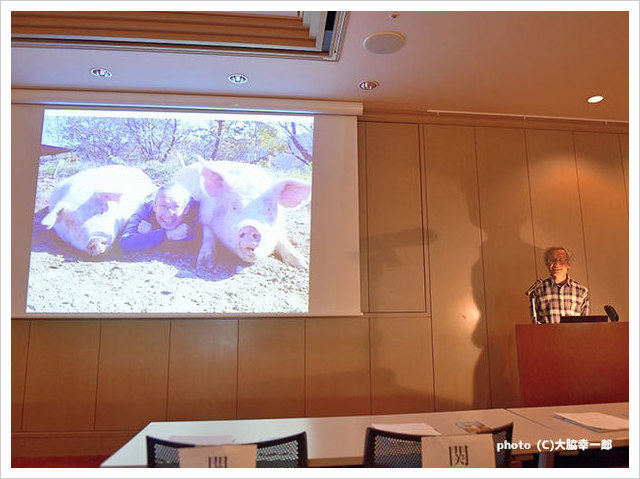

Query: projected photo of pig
26 109 313 315
175 160 311 271
40 165 156 256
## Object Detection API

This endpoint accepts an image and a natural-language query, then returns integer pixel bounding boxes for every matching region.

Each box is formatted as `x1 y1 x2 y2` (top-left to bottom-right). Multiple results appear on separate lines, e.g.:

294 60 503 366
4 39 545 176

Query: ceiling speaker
363 31 406 54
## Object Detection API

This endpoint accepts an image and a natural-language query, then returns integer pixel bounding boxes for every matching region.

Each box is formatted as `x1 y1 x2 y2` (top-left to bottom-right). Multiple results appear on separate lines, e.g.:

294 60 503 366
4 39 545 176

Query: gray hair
155 182 191 205
544 246 572 265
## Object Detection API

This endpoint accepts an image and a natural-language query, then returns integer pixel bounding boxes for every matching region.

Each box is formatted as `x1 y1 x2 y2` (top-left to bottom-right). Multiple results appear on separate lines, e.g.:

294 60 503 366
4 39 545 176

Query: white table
507 402 629 467
101 407 554 467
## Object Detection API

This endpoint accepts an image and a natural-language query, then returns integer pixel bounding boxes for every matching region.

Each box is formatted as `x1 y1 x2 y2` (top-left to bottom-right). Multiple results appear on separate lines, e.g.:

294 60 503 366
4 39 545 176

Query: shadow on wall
469 226 536 410
366 226 434 268
238 368 441 420
304 369 372 417
466 149 537 410
305 368 472 417
367 367 435 415
370 367 484 415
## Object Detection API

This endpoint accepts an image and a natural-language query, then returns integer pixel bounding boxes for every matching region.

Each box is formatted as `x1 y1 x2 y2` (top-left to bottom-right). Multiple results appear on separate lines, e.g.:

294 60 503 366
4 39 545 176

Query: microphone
525 279 542 296
604 305 619 322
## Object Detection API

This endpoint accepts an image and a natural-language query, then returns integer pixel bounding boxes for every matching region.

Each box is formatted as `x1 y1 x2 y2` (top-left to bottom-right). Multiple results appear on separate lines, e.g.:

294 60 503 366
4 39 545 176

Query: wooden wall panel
370 315 434 414
167 320 238 421
618 134 629 210
305 318 370 417
526 129 588 283
574 132 628 321
423 124 490 411
475 127 535 408
358 122 370 313
364 122 426 312
418 125 433 315
11 320 30 432
12 431 135 457
94 320 170 431
237 320 305 419
22 320 100 431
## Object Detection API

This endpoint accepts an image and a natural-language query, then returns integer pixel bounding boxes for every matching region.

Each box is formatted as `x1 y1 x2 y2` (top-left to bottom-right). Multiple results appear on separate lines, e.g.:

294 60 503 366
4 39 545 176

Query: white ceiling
11 10 629 121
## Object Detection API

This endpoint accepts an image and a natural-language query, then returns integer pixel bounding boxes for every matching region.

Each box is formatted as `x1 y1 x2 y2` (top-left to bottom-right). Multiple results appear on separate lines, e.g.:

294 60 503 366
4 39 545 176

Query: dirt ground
26 206 311 314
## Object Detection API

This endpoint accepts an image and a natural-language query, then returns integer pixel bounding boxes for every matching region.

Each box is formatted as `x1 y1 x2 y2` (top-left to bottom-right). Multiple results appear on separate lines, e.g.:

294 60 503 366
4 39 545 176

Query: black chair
254 432 308 468
146 436 195 468
363 423 514 468
363 428 423 468
146 432 308 468
485 422 513 468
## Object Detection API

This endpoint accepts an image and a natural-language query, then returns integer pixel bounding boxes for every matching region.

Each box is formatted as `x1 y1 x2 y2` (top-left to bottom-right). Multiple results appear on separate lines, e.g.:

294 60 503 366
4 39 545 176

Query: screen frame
10 89 363 319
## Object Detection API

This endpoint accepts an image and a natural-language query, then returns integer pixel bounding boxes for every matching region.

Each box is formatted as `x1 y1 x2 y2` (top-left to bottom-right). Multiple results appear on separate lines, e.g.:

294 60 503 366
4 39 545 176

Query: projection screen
10 91 362 318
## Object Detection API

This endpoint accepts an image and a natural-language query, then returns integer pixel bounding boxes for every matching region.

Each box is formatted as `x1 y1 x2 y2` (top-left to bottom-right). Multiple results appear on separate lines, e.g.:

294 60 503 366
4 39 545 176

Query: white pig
41 165 155 256
174 160 311 270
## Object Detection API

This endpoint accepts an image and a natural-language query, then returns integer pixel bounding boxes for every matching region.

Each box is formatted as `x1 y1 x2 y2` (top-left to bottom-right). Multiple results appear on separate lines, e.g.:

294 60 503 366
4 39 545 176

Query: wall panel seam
417 122 429 314
523 130 539 280
617 134 629 213
572 132 591 290
472 127 493 408
92 320 103 431
164 320 173 421
18 320 32 432
362 123 371 313
420 124 437 402
235 320 240 420
367 316 373 415
303 319 307 417
421 124 439 408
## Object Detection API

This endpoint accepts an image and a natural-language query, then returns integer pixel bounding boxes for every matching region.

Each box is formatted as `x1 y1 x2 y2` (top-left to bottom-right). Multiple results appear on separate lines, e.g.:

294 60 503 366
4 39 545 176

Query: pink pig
41 165 155 256
174 160 311 270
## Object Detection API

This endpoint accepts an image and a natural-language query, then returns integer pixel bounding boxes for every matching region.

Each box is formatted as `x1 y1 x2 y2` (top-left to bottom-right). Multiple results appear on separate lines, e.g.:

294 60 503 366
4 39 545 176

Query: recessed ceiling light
359 80 379 91
90 67 112 78
228 73 248 85
587 95 604 104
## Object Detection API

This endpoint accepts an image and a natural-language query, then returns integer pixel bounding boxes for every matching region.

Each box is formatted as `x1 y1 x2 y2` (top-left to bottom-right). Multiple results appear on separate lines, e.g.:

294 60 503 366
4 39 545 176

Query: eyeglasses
547 258 568 265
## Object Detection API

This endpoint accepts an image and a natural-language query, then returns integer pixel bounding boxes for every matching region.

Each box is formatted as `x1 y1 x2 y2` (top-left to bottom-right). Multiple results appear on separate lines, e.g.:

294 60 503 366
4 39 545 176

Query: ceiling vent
11 11 348 61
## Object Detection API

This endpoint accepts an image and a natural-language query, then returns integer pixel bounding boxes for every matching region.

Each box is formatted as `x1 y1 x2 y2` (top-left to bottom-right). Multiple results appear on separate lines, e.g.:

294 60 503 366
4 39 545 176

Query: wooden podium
515 322 628 407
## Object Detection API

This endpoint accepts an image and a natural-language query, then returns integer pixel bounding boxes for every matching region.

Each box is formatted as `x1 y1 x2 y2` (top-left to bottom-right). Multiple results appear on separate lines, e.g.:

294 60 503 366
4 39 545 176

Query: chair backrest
146 436 195 468
485 422 513 468
363 423 514 468
363 427 423 468
253 432 308 468
146 432 308 468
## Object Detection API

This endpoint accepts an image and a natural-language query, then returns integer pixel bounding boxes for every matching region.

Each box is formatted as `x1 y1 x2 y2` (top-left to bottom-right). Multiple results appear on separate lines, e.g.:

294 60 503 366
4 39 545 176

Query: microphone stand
528 292 540 324
525 279 542 324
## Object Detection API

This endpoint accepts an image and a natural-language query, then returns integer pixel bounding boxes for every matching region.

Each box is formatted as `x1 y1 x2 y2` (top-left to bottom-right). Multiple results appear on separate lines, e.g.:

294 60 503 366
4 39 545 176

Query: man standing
530 246 590 323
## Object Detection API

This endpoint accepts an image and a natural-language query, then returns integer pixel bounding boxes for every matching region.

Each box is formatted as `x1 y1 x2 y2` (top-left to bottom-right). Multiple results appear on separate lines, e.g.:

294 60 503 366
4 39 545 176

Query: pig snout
86 237 110 256
238 225 261 262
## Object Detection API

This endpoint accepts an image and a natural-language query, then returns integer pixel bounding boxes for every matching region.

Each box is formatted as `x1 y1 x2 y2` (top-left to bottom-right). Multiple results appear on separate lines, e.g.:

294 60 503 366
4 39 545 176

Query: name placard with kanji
178 444 258 468
421 434 495 468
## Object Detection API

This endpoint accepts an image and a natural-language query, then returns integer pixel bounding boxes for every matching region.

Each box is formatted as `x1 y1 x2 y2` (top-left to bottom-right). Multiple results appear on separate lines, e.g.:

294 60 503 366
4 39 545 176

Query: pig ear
93 191 122 205
41 202 66 229
275 180 311 208
201 166 227 197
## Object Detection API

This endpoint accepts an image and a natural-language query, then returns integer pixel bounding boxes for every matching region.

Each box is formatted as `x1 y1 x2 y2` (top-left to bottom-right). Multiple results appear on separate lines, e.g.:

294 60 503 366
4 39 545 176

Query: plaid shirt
533 277 590 324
